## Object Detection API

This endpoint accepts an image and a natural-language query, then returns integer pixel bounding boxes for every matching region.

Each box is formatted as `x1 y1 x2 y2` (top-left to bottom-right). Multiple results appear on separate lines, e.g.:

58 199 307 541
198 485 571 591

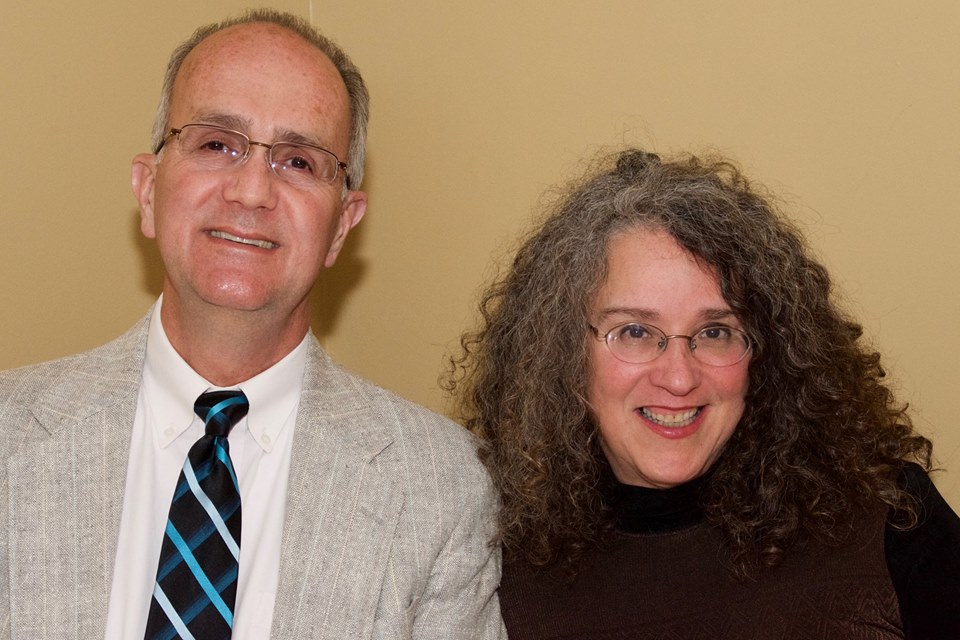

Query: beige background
2 2 957 509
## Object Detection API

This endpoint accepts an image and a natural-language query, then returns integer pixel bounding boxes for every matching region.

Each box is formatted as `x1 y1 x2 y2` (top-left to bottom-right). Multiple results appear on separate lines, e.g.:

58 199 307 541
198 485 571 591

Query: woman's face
587 228 750 488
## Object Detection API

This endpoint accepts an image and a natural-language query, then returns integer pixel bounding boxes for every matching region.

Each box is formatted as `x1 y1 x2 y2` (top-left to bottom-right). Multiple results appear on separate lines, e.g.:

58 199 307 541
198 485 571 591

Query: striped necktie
144 389 248 640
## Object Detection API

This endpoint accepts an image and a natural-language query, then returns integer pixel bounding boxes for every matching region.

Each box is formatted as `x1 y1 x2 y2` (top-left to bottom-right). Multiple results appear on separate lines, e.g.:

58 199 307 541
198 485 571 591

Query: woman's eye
618 324 651 341
699 326 733 342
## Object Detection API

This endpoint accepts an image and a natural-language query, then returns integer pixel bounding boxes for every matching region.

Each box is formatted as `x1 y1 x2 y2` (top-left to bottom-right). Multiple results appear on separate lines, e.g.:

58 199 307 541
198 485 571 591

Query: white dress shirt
104 299 307 640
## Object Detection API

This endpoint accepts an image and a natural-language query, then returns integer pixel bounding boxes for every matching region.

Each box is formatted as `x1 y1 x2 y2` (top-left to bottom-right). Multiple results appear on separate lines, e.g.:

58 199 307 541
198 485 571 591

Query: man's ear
131 153 159 238
324 190 368 267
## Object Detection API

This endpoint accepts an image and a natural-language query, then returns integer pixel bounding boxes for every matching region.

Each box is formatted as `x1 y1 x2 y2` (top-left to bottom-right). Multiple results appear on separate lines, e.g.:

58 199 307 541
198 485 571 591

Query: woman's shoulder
895 461 938 496
885 462 960 639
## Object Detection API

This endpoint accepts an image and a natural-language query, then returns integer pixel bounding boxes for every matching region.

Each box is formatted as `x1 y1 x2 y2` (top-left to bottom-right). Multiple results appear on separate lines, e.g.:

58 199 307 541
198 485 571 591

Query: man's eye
286 155 314 173
274 146 316 174
199 139 230 153
191 134 243 157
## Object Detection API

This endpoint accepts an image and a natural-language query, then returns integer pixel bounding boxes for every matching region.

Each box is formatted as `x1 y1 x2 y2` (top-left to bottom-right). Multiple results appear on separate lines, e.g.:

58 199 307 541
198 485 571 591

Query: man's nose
222 145 278 209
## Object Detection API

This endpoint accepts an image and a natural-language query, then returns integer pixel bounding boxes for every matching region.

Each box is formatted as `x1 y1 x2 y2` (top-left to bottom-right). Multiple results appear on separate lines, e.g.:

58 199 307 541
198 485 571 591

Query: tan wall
3 2 958 510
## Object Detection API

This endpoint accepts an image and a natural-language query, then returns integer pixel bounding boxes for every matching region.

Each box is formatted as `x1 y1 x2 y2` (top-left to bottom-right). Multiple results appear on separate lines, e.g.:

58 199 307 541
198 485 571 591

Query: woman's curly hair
445 148 932 577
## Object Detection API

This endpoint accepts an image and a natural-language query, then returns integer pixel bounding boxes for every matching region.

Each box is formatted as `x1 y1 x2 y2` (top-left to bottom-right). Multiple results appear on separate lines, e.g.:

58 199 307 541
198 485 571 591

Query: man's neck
159 295 310 387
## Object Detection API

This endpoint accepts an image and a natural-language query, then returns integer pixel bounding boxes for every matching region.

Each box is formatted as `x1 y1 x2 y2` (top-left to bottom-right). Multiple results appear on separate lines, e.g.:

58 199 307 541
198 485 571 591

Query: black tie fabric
144 390 249 640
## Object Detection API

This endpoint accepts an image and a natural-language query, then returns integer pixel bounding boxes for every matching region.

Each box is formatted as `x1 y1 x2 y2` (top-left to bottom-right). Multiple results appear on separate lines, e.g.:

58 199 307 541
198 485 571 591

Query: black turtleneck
611 471 707 534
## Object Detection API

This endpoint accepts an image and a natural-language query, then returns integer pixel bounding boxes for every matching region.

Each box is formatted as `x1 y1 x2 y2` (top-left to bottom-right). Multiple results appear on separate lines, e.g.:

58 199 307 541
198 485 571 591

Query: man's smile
209 229 278 250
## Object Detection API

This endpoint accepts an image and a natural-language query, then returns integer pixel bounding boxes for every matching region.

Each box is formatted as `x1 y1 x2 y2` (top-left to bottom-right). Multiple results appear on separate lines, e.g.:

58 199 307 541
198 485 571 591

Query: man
0 9 504 640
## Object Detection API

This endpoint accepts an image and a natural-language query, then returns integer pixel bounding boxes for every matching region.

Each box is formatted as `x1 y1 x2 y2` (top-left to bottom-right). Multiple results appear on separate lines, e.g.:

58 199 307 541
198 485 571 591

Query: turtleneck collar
612 473 711 534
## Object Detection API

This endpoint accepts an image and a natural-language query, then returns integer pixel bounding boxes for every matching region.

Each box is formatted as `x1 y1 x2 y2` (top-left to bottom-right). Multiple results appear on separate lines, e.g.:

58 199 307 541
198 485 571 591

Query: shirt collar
142 296 308 453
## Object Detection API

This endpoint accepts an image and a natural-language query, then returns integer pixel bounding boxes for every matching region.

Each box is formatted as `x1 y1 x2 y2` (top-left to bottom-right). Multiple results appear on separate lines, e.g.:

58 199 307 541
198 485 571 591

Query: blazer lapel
7 318 147 638
272 338 403 639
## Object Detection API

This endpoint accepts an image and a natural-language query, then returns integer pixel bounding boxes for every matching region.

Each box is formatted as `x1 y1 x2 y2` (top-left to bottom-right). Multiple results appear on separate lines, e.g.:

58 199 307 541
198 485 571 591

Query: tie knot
194 389 249 437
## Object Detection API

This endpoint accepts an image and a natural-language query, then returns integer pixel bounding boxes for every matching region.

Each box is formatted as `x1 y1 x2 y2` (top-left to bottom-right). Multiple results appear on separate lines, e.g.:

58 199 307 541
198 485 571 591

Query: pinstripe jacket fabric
0 313 505 639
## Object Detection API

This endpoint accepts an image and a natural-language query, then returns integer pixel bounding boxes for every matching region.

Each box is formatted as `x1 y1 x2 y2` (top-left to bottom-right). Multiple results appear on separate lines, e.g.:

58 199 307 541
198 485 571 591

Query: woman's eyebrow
698 308 738 322
596 307 738 324
596 307 659 323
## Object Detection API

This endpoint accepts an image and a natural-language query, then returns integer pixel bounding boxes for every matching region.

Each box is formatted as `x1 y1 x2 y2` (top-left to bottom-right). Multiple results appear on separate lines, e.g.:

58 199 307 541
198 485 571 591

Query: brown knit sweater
499 478 904 640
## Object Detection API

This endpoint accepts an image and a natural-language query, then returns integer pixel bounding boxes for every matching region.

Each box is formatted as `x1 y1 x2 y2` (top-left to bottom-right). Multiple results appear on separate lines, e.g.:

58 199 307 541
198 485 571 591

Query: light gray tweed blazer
0 313 505 639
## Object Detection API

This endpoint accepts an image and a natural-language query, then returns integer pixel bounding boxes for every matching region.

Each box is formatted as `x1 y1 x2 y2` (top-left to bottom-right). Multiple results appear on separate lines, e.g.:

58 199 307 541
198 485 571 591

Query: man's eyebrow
191 114 332 150
273 127 332 150
193 112 252 132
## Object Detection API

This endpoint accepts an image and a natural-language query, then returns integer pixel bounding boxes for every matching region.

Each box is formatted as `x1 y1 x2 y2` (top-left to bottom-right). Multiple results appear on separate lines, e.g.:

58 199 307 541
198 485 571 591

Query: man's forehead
169 22 350 146
180 22 337 81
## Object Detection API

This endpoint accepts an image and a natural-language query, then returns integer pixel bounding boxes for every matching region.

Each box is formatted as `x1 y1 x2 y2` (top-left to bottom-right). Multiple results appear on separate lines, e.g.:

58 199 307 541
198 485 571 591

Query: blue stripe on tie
183 457 240 560
204 395 247 425
157 517 208 581
166 521 235 626
152 582 197 640
176 564 240 632
154 493 238 581
155 495 240 580
214 438 241 493
173 457 215 502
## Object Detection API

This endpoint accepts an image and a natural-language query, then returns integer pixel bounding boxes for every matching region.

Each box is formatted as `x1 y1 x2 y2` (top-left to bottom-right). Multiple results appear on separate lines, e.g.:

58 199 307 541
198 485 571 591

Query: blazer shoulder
350 364 478 448
0 315 149 435
306 344 486 476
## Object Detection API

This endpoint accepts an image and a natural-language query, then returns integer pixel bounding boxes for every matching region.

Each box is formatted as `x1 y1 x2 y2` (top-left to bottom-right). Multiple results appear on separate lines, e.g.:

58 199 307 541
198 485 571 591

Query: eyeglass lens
174 124 341 186
604 323 750 366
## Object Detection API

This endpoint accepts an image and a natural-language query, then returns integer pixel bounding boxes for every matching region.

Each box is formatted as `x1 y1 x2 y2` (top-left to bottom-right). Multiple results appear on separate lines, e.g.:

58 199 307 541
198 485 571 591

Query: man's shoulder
0 317 149 421
331 357 474 442
326 363 499 519
304 342 483 469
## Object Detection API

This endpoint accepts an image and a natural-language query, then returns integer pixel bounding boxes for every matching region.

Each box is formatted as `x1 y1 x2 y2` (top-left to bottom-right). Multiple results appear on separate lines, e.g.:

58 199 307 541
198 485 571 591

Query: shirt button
164 428 174 438
261 434 272 445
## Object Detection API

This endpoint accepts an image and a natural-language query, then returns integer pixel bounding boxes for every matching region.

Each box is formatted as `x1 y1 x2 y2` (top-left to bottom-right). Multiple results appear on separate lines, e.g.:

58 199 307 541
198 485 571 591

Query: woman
447 149 960 639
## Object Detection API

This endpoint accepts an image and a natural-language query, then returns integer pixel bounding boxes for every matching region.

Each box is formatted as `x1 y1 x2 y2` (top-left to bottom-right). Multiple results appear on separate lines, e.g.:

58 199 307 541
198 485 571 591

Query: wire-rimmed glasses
157 123 348 189
590 322 752 367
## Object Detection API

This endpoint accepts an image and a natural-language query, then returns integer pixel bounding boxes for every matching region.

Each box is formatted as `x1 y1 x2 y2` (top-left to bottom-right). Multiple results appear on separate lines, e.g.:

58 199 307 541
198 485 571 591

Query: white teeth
641 407 700 428
211 230 277 249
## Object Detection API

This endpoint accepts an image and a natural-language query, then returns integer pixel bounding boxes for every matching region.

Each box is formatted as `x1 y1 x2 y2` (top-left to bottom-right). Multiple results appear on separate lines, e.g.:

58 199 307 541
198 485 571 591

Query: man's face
132 23 366 327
